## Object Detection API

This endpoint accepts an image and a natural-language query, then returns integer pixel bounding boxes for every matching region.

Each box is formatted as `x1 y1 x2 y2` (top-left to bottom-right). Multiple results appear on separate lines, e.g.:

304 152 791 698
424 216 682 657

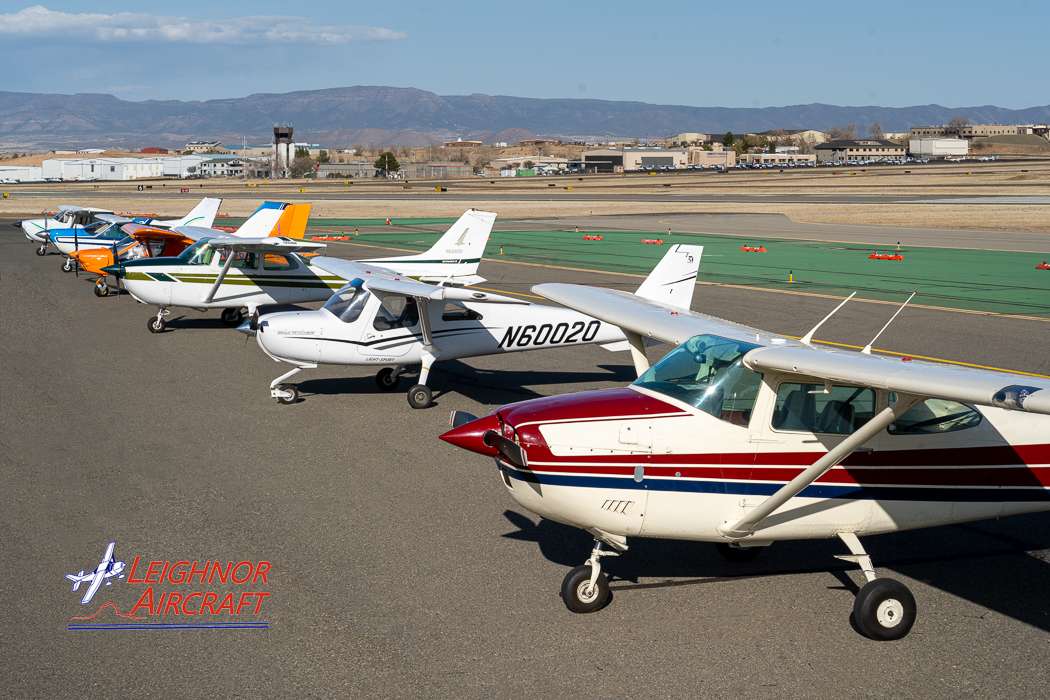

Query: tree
523 160 535 169
948 116 970 129
374 151 400 174
723 131 735 147
290 156 315 178
295 147 310 159
827 123 857 140
868 122 884 139
318 150 330 163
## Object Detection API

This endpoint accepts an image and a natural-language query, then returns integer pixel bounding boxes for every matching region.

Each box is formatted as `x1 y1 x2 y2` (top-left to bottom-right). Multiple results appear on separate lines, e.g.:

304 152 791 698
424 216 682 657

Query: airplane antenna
800 292 856 346
862 291 916 354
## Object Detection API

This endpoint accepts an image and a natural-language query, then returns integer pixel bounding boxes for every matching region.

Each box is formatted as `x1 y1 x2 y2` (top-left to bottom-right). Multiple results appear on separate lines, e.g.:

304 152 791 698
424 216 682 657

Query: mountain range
2 86 1049 149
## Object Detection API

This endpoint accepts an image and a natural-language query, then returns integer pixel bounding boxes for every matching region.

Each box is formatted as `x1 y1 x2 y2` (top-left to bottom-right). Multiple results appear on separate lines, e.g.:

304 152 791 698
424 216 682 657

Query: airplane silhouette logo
65 541 126 605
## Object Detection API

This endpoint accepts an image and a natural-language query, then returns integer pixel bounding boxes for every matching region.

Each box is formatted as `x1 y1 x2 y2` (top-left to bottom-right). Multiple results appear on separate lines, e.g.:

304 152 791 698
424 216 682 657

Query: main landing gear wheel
375 367 400 391
147 316 166 333
274 384 299 405
407 384 432 409
716 542 765 562
221 308 245 326
93 280 109 297
561 565 610 614
62 258 75 273
36 245 46 256
852 578 916 641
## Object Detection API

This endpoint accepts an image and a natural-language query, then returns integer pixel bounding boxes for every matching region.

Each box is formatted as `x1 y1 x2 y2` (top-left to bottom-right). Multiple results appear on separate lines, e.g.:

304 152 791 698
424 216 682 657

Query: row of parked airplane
22 199 1050 640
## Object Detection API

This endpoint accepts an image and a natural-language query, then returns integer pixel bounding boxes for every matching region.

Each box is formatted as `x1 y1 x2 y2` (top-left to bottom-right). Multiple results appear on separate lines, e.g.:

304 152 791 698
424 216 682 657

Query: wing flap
205 236 326 253
743 345 1050 416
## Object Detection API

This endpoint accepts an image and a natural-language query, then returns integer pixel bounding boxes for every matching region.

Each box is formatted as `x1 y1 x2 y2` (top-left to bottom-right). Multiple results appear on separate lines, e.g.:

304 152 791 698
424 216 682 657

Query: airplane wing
95 214 135 225
742 344 1050 416
121 224 198 246
205 236 327 254
363 276 528 305
533 284 766 346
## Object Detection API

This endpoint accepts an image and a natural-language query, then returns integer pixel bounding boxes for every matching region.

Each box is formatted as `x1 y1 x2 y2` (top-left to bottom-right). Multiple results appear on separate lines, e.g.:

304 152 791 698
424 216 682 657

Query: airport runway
4 227 1050 697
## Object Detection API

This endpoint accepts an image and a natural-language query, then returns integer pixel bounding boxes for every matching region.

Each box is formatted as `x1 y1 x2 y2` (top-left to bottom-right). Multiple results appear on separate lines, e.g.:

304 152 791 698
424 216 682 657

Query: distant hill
1 86 1048 149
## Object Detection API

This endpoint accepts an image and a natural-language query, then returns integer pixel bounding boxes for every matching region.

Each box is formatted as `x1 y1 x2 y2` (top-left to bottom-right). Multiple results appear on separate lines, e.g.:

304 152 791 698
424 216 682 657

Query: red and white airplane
441 282 1050 640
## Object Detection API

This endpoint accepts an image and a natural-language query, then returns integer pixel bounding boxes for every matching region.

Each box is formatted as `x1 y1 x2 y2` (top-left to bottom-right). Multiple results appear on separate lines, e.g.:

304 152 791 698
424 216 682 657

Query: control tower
272 124 294 178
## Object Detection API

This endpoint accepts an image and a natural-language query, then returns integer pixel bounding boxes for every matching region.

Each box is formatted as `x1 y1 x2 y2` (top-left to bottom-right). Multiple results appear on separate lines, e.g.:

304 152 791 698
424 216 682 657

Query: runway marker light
499 245 505 256
788 270 795 284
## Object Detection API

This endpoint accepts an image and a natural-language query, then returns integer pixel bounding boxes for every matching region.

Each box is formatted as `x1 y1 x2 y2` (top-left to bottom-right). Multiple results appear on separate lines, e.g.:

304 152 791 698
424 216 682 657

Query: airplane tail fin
633 244 702 310
162 197 222 229
270 203 312 239
364 209 496 281
66 570 85 591
418 209 495 266
233 201 288 238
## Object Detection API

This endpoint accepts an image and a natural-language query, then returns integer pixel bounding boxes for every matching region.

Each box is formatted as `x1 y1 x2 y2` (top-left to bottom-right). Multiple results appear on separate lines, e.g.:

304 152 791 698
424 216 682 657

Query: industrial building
198 156 271 179
401 162 473 179
815 139 905 162
41 158 165 181
317 162 376 179
0 165 43 182
581 148 688 173
739 152 816 165
910 124 1050 140
908 138 969 158
184 141 227 153
688 148 736 168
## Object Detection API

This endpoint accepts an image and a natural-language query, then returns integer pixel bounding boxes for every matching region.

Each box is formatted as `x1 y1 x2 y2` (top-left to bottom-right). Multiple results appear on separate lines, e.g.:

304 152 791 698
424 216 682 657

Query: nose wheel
561 540 617 613
147 308 169 333
36 244 47 256
62 257 76 273
273 384 300 405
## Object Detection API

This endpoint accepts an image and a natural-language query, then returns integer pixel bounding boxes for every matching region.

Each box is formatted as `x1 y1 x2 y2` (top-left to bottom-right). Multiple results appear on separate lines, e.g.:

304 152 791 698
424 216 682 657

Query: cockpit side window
772 383 875 435
889 399 981 435
373 295 419 331
441 302 482 321
633 334 762 426
185 242 216 266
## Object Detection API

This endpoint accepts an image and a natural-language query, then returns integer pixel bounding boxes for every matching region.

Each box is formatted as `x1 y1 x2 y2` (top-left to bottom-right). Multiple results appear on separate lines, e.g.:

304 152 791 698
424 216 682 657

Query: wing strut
718 396 919 539
415 297 434 347
800 292 856 346
624 330 650 377
203 251 236 304
862 292 916 354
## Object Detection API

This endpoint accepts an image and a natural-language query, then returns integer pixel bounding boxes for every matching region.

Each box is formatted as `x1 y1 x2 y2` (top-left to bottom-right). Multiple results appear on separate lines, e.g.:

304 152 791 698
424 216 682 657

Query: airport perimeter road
3 228 1050 697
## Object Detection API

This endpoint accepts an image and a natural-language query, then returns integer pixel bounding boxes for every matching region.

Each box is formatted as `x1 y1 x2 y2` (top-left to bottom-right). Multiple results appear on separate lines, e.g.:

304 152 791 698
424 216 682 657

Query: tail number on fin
499 321 600 348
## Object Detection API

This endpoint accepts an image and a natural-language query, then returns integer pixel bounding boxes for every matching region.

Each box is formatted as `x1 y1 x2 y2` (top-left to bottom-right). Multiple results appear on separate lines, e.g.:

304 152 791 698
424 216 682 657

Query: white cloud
0 5 407 44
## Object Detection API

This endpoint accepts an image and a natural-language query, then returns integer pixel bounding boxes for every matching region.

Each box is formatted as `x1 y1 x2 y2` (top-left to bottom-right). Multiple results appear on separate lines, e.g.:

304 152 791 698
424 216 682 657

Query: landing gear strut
147 307 169 333
62 257 75 273
837 532 916 640
561 539 619 613
270 366 304 405
406 353 435 409
36 244 47 256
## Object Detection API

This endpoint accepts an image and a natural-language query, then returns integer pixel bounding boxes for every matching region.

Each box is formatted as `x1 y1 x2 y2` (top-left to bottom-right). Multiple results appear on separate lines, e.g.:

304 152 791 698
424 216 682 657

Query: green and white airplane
106 208 497 333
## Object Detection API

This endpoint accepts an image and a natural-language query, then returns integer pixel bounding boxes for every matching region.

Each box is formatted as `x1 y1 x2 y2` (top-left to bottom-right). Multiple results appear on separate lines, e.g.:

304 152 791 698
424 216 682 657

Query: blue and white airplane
64 541 126 605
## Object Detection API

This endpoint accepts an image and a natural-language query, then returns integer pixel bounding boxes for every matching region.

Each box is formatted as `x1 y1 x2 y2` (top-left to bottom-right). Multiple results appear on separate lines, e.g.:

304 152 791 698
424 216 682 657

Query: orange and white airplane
442 284 1050 640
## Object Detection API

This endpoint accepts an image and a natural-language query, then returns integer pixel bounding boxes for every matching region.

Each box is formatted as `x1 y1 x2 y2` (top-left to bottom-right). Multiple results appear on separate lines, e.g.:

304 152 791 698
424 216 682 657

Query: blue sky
3 1 1048 108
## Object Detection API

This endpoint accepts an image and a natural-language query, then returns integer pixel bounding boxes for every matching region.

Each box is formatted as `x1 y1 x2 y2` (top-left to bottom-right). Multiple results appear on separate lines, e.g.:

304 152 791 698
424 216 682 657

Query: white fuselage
255 295 625 368
489 381 1050 545
120 253 345 311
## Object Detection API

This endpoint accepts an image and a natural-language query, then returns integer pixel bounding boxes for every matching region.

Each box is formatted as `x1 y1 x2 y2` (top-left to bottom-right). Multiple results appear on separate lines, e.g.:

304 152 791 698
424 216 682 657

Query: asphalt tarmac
4 226 1050 697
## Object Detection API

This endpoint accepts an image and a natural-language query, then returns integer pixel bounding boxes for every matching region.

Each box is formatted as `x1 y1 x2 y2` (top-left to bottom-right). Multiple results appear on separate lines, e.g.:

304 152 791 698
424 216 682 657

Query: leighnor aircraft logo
64 540 272 631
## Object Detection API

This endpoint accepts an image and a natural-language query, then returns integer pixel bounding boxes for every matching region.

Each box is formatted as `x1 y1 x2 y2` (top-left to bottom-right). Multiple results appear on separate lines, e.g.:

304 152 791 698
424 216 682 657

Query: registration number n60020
498 320 601 348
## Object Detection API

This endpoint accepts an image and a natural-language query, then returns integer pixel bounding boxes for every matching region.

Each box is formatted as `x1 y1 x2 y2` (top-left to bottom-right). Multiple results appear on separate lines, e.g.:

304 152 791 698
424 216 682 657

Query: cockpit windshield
323 284 370 323
633 334 763 426
181 241 216 265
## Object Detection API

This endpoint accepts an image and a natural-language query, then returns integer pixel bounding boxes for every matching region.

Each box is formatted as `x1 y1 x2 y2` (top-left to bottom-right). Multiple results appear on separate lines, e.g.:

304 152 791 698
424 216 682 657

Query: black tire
36 245 46 256
560 565 610 614
62 259 74 273
147 316 166 333
406 384 432 409
221 308 245 327
93 282 109 298
852 578 916 641
275 384 299 405
375 367 400 391
716 542 765 562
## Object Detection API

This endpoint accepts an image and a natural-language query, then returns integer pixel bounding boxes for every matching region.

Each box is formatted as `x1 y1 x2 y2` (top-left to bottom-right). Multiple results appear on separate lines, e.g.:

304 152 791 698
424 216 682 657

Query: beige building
443 139 483 148
185 141 227 154
581 148 688 173
740 152 816 165
815 139 905 162
688 148 735 167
